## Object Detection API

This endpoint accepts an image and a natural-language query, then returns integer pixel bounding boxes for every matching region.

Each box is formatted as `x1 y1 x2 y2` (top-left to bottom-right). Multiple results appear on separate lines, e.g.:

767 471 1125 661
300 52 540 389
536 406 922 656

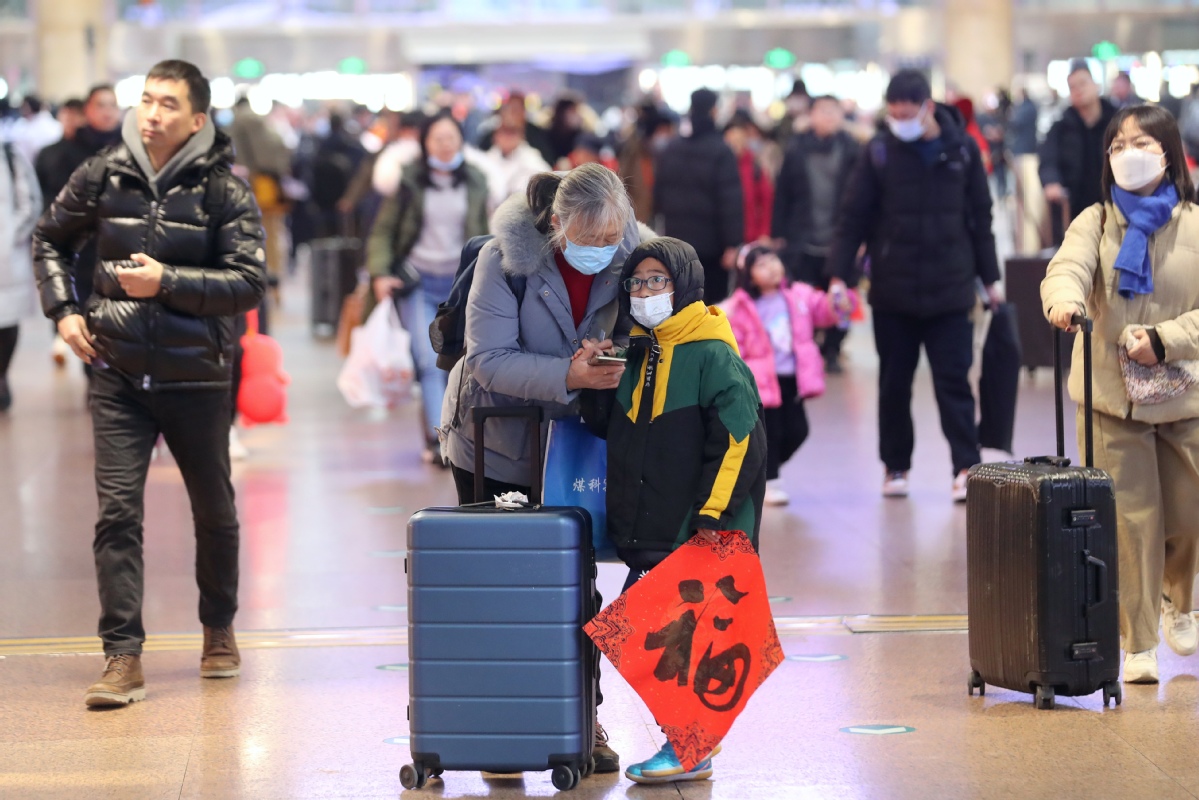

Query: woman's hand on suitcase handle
695 529 725 545
1049 304 1084 333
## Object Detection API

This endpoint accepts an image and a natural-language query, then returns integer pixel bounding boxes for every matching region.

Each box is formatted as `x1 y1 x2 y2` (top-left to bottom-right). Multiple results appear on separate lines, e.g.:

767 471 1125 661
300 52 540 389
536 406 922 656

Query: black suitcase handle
472 406 544 502
1053 313 1093 467
1085 551 1110 609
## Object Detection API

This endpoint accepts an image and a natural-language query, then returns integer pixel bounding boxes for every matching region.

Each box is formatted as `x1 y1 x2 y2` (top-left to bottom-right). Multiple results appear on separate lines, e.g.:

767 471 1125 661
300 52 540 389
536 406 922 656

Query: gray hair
526 163 632 250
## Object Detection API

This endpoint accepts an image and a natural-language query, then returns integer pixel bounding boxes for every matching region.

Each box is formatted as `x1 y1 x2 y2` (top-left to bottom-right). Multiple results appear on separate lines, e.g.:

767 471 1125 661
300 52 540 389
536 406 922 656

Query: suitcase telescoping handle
1053 313 1094 468
472 406 545 503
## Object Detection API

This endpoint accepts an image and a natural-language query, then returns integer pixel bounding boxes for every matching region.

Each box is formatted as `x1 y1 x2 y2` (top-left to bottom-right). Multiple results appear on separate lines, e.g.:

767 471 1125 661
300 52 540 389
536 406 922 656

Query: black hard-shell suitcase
309 236 360 336
966 315 1122 709
400 407 599 791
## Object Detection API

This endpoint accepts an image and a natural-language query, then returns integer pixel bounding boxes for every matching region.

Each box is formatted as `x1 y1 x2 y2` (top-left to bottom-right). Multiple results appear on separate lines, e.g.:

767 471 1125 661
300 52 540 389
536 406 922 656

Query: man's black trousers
90 367 238 656
872 310 980 476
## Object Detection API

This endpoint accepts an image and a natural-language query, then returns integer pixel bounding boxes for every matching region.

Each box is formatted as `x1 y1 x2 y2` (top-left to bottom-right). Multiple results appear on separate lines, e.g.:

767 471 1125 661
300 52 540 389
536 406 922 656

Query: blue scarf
1111 182 1179 299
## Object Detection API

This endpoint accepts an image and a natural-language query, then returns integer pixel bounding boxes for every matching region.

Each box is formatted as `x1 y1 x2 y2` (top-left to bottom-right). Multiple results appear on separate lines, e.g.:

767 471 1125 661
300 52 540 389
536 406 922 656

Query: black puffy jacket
826 105 1000 318
652 121 744 258
33 130 266 390
1038 100 1117 222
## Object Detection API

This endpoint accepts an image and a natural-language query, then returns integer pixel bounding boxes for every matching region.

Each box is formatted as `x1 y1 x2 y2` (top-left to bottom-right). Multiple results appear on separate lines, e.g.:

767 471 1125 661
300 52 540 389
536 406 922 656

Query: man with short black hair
1039 63 1117 223
827 69 1002 502
34 60 266 708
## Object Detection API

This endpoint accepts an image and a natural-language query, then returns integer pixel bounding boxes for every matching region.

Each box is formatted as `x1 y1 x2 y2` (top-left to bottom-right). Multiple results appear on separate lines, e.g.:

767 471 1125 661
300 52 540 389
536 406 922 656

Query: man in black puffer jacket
826 70 1002 503
653 88 744 304
33 60 265 708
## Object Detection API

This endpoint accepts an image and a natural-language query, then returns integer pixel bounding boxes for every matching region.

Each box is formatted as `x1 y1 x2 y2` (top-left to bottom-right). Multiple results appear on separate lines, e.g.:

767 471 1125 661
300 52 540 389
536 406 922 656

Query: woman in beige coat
1042 105 1199 685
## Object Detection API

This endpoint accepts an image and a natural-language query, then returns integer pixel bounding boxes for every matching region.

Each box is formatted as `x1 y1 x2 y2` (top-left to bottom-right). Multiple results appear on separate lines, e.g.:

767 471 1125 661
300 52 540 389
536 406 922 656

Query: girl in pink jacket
723 244 854 505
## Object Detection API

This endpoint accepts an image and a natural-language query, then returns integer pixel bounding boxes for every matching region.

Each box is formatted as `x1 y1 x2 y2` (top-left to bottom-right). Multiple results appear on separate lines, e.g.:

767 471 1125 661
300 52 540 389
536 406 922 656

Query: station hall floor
3 289 1199 800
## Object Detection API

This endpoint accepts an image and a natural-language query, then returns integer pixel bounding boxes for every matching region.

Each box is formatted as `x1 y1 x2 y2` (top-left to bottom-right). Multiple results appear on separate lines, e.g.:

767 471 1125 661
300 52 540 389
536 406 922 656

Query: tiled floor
3 280 1198 799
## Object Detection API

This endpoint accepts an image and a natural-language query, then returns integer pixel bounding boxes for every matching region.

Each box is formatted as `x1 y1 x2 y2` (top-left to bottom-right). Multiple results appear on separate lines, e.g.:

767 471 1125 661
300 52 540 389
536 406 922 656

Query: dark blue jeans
90 368 239 655
872 310 980 476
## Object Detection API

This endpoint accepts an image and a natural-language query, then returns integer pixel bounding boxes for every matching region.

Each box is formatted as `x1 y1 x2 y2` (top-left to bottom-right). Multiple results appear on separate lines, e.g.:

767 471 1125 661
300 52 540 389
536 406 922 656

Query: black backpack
429 234 526 372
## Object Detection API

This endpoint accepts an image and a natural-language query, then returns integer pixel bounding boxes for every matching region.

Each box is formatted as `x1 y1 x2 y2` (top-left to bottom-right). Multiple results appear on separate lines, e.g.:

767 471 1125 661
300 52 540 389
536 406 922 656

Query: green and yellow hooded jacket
603 238 767 554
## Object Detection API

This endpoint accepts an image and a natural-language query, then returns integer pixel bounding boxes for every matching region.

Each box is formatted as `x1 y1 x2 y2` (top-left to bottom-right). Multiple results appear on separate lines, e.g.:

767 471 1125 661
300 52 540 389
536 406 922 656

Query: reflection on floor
3 288 1197 799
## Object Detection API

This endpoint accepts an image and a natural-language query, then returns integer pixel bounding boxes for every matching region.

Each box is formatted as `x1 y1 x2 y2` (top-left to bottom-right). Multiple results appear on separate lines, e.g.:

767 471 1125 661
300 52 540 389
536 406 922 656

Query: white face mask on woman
1110 149 1167 192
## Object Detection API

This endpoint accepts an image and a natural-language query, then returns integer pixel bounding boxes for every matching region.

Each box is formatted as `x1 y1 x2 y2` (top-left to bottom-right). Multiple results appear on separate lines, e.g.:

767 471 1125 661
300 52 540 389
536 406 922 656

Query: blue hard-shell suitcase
400 407 599 792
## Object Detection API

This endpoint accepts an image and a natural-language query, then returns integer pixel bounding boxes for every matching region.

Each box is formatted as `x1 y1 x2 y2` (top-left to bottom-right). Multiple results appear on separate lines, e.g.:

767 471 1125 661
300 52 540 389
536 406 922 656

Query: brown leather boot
593 722 620 773
84 654 146 707
201 625 241 678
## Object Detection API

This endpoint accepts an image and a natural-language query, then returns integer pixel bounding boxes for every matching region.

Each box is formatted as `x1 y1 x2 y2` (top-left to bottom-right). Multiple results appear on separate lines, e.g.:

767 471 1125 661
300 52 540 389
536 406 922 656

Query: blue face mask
427 151 464 172
562 236 622 275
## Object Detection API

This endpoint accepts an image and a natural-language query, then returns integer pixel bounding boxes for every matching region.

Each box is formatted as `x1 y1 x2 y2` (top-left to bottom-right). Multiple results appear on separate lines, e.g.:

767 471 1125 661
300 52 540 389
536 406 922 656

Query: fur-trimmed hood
487 191 656 279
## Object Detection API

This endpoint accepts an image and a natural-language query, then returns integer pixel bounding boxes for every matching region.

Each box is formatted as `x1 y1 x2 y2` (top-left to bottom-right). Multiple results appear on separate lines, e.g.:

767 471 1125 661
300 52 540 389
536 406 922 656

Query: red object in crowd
237 310 290 427
736 150 774 242
952 98 992 175
584 531 785 771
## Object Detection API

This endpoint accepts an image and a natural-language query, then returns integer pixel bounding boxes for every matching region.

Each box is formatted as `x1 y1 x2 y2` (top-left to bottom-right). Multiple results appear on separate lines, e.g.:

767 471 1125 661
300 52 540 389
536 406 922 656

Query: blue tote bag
543 417 618 562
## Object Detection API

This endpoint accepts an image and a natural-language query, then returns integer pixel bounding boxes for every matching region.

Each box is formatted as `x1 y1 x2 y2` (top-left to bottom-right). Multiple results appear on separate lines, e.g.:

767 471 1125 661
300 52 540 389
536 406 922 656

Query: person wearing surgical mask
1042 105 1199 686
440 161 651 778
827 69 1003 503
368 111 490 464
578 236 766 784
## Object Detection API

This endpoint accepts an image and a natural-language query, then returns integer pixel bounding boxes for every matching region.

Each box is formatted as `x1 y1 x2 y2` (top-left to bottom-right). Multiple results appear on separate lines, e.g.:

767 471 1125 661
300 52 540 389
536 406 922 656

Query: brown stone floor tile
0 735 192 799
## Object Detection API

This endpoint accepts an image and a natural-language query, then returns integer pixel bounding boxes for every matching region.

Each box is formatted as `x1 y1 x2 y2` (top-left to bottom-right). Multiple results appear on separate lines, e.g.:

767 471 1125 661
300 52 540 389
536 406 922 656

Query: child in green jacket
581 236 767 784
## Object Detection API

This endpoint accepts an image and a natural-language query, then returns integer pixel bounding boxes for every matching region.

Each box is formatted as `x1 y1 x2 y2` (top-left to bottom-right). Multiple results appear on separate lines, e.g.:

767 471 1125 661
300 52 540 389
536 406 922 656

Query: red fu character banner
584 531 784 770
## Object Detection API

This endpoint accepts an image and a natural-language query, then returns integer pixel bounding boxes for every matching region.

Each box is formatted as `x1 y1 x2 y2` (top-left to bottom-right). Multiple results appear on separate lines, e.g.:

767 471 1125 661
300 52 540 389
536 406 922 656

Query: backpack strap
204 164 230 229
84 155 109 209
869 139 886 171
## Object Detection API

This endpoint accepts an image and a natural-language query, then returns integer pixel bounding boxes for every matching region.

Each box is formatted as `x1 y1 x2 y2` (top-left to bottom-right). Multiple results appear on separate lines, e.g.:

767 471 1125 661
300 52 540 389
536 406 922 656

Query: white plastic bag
337 301 414 409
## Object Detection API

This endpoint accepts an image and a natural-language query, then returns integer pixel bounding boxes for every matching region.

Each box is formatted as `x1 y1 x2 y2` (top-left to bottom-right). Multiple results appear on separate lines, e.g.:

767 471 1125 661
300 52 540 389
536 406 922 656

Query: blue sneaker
624 741 719 784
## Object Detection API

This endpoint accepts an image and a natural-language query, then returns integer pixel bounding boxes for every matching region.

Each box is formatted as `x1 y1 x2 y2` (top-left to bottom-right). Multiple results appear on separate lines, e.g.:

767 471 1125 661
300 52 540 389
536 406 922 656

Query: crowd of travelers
3 54 1199 783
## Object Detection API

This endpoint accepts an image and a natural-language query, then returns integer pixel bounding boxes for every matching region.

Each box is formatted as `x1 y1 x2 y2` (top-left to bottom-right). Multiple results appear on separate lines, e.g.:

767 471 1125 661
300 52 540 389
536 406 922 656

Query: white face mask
886 104 927 143
630 292 674 329
1110 149 1167 192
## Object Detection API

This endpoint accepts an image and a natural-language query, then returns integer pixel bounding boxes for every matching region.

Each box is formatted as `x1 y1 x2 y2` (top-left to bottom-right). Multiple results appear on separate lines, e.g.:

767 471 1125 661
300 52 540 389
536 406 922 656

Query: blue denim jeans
396 271 455 443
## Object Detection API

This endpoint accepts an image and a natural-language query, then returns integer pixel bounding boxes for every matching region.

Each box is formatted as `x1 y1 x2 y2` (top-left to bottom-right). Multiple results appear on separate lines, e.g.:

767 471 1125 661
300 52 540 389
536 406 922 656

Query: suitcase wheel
400 763 428 790
551 764 580 791
1102 681 1123 708
1034 685 1056 710
967 671 985 697
580 756 595 778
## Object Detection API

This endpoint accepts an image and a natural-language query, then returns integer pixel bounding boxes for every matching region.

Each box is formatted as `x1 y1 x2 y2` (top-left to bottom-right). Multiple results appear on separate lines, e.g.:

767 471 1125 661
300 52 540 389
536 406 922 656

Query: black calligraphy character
715 575 748 605
678 580 704 603
693 642 751 712
645 610 698 686
712 617 733 632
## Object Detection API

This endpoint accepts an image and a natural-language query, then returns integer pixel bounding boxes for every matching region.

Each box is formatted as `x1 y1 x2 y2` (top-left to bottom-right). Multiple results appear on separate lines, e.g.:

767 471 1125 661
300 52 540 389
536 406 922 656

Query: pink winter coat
723 284 847 407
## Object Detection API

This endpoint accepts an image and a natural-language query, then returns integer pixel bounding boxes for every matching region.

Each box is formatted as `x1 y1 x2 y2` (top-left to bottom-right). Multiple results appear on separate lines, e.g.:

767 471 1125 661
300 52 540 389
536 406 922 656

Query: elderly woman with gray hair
440 162 649 775
442 163 649 502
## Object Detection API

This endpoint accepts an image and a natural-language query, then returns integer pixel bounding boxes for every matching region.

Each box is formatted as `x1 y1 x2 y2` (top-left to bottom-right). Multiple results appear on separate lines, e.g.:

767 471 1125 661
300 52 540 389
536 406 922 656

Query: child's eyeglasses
622 276 673 292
